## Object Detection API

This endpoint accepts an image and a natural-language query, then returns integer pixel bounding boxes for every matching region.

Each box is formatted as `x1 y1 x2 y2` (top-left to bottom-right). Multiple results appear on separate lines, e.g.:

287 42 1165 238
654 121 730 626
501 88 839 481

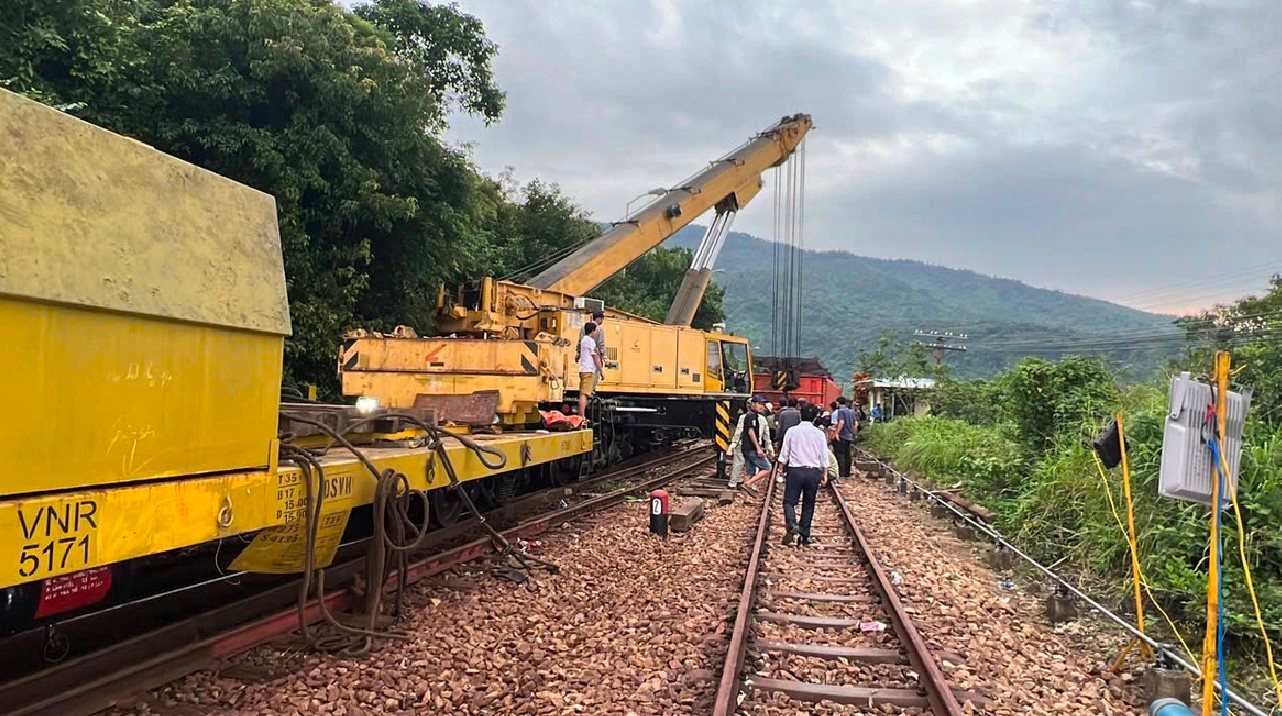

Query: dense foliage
594 247 726 329
863 278 1282 698
1 0 722 392
667 226 1179 382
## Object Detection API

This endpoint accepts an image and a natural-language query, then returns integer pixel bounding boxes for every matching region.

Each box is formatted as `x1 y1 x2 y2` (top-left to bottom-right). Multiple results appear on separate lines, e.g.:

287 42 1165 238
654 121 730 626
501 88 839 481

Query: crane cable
769 139 807 362
771 165 781 356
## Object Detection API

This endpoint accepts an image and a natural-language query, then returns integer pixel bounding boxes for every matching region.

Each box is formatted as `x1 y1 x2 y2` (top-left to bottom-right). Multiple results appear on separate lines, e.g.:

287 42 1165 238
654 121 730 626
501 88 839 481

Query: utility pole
914 330 969 366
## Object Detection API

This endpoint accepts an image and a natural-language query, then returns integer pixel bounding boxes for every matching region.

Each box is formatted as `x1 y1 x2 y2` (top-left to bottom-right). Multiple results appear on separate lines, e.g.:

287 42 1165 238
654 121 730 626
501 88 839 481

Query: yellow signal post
1114 412 1152 667
1118 413 1150 655
1200 350 1231 715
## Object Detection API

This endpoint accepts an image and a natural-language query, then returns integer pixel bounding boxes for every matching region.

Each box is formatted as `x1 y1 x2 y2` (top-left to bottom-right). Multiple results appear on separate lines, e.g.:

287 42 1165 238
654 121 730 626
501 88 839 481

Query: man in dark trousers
777 403 828 546
831 396 857 478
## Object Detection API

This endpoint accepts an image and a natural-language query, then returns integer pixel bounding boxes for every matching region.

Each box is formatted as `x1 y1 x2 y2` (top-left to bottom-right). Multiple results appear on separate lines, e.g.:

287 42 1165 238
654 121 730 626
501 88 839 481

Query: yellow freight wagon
0 90 591 629
0 88 289 497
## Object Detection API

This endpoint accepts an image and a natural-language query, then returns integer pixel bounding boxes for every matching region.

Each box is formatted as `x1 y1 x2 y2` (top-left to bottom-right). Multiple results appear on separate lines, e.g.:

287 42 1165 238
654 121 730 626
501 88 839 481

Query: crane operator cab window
705 340 725 391
713 340 750 394
722 341 750 393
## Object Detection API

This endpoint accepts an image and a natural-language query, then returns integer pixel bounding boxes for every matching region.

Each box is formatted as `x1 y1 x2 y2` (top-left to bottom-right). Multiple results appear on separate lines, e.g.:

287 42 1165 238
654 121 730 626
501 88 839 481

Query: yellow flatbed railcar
0 430 589 590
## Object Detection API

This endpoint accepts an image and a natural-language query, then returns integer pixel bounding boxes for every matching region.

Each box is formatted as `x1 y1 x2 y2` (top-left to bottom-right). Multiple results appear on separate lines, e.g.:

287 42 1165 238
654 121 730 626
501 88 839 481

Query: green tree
1178 275 1282 423
1 0 505 391
855 332 935 379
484 177 601 282
592 247 727 330
999 356 1119 451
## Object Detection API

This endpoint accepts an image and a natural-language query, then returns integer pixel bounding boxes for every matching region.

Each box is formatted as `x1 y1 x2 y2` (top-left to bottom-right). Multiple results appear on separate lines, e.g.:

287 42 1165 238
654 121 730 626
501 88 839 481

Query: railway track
713 476 980 715
0 443 714 716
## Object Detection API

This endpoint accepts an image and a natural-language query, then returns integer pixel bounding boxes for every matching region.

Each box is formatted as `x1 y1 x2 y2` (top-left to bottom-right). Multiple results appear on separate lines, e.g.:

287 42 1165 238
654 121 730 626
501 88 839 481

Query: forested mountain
667 226 1179 381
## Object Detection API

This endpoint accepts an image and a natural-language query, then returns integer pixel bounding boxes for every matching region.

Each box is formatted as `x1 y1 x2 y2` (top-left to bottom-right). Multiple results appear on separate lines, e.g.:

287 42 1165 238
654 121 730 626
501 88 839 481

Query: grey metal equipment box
1158 372 1251 505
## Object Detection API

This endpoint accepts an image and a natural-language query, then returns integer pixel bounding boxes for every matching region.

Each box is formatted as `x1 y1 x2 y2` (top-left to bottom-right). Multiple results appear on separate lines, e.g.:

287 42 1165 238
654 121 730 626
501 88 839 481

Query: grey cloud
446 0 1281 311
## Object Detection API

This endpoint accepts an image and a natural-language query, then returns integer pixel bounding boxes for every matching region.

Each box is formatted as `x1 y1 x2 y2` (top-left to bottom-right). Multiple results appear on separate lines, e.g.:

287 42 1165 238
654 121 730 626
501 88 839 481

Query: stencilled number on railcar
16 500 98 578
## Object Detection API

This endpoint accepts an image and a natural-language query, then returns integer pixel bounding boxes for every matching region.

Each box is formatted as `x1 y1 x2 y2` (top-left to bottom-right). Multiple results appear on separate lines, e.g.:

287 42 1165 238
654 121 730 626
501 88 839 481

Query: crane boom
527 113 812 297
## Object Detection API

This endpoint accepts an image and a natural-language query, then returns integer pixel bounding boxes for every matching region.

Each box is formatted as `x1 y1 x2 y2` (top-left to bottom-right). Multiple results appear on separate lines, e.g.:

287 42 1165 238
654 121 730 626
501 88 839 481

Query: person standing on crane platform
578 322 602 420
591 309 606 382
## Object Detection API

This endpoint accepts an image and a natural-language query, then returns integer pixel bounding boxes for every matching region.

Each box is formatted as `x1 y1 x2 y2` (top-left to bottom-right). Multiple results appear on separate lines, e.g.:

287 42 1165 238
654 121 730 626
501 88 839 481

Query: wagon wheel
429 487 466 527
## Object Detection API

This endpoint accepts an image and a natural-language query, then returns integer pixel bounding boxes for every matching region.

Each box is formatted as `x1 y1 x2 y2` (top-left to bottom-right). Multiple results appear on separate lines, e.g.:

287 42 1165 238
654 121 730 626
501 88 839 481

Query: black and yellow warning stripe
773 369 789 391
714 400 731 452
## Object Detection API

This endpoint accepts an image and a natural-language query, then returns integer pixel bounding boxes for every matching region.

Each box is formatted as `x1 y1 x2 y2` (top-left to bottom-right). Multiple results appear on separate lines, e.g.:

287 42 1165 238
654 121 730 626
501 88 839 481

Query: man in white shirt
578 322 602 420
776 403 829 546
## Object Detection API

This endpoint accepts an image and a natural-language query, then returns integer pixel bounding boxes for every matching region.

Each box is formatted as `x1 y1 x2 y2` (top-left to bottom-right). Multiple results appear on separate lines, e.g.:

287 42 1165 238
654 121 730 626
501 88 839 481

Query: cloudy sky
442 0 1281 313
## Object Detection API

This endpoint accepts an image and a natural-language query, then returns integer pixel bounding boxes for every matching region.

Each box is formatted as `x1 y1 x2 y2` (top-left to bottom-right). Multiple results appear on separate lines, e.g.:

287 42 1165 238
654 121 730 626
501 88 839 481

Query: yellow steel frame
0 430 591 590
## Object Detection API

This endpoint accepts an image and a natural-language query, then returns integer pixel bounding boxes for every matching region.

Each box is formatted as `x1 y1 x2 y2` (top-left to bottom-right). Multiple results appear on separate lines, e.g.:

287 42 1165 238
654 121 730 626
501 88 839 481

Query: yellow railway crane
340 114 812 462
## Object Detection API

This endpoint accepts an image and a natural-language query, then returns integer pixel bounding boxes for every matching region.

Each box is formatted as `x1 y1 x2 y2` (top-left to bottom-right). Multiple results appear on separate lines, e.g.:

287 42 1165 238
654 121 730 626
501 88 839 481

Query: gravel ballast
117 477 761 716
836 472 1148 714
112 463 1153 716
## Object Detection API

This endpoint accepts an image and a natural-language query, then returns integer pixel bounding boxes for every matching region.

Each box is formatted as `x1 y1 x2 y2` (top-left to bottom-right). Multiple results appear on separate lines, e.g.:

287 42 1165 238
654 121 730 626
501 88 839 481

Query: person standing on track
831 396 857 478
775 398 802 444
578 322 601 421
778 403 828 546
728 396 771 488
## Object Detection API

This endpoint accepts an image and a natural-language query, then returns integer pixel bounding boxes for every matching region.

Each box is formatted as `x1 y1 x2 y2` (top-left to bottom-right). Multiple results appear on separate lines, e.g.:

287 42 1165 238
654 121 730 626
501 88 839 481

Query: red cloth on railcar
540 410 584 431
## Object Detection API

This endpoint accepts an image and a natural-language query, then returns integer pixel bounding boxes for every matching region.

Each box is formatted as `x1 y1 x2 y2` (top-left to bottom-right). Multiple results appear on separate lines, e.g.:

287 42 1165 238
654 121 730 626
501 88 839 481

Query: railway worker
741 396 772 484
591 309 607 381
778 403 828 547
775 398 802 444
578 322 602 420
728 396 771 488
831 397 857 478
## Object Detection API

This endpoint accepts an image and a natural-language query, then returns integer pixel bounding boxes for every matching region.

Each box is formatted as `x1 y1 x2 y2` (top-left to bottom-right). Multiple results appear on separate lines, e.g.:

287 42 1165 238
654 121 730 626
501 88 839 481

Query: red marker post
648 489 670 536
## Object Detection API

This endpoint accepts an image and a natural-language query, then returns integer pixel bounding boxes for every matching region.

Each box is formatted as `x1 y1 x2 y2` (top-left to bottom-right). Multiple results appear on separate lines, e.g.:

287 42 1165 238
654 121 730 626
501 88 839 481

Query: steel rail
828 481 966 715
858 449 1271 716
0 449 714 716
713 476 966 715
712 471 777 715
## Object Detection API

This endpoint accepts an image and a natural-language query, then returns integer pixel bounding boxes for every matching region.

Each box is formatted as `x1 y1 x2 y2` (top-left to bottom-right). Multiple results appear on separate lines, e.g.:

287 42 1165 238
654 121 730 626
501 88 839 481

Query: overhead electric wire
973 326 1281 352
975 330 1273 351
977 333 1278 354
1109 260 1282 304
971 327 1279 354
962 310 1282 351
